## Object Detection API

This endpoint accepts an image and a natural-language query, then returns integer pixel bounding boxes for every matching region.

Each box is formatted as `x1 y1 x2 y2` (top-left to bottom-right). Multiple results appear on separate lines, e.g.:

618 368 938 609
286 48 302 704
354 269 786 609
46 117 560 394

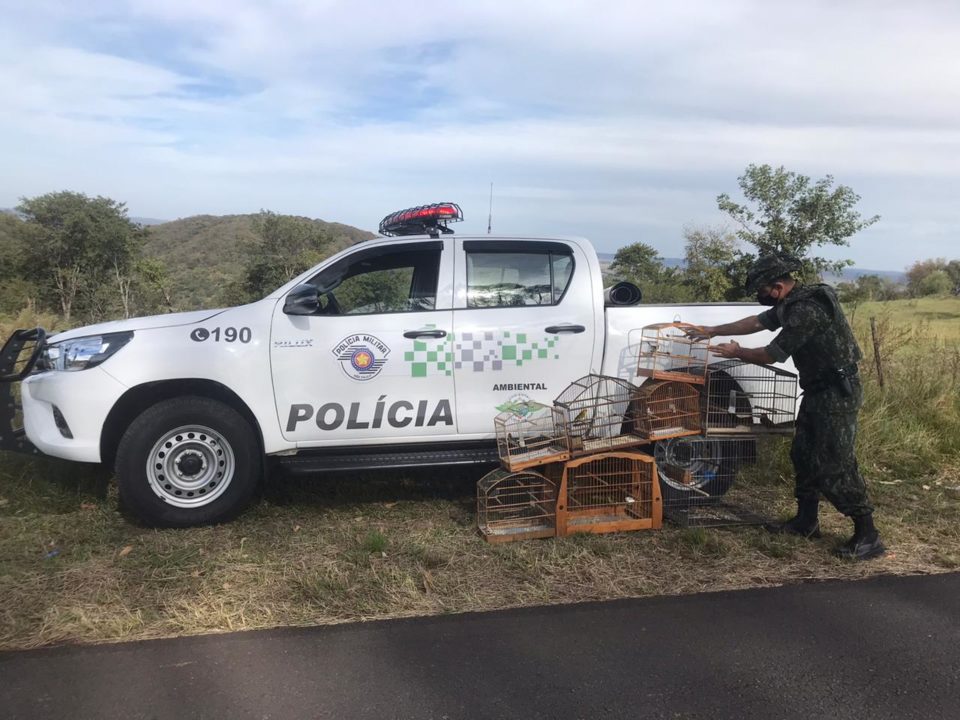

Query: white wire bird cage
494 401 569 471
702 360 798 435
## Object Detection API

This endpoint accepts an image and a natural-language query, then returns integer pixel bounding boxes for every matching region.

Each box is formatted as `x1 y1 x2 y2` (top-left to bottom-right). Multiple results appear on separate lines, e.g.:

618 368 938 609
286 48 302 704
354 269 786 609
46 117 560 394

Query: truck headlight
43 331 134 372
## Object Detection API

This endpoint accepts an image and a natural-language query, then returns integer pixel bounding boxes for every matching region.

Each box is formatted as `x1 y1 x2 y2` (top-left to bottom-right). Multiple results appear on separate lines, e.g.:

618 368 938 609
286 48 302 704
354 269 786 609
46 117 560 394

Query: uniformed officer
692 253 884 561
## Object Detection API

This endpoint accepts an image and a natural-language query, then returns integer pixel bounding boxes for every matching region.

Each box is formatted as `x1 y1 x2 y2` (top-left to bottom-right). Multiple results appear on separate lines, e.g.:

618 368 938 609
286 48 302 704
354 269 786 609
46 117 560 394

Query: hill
145 214 375 309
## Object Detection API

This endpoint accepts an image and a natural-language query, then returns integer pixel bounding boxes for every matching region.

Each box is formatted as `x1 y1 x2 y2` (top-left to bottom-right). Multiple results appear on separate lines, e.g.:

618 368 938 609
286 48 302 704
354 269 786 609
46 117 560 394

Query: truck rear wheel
115 396 262 527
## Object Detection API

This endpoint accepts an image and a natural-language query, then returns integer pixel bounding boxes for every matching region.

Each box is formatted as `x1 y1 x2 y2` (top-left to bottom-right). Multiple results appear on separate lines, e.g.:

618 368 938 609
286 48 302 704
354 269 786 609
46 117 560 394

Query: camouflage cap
745 253 803 293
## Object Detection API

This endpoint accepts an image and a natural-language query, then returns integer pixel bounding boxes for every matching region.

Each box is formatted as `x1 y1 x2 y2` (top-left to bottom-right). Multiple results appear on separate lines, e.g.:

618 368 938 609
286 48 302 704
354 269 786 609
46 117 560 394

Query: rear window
466 249 575 308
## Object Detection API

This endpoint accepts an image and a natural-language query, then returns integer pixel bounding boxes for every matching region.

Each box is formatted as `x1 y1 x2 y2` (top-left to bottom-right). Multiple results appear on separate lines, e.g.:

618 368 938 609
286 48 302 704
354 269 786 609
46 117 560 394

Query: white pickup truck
1 204 789 526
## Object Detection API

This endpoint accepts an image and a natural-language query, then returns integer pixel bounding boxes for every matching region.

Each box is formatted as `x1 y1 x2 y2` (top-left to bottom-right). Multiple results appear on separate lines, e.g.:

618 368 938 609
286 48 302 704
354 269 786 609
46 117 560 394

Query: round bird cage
633 380 702 441
635 322 710 384
554 375 646 457
477 468 559 543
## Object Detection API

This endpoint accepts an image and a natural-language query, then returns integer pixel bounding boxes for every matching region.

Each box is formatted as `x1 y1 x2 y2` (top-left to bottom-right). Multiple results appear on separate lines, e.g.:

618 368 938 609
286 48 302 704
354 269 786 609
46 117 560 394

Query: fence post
869 316 884 390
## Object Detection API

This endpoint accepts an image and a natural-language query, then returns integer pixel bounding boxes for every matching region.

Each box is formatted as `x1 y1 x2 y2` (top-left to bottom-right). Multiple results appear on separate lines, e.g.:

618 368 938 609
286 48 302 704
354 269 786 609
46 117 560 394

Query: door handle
545 324 586 334
403 329 448 339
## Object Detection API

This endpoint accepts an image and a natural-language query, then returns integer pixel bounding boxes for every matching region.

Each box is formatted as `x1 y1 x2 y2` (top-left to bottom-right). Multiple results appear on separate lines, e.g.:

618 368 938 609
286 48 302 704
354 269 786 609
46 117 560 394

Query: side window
466 250 575 308
311 245 441 315
552 254 573 303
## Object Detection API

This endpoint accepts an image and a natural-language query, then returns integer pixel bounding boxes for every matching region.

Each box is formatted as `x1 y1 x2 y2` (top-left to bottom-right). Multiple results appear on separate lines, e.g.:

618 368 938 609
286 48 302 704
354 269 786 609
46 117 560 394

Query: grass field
2 298 959 650
848 296 960 342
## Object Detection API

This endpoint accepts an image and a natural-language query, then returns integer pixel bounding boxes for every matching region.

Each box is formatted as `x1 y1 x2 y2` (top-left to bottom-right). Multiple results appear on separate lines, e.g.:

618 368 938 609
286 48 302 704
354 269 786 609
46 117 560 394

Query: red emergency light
379 202 464 237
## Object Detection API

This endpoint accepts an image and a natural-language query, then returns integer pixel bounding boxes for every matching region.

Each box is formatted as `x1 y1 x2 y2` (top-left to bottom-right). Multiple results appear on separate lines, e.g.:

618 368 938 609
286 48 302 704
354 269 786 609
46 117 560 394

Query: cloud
0 0 958 270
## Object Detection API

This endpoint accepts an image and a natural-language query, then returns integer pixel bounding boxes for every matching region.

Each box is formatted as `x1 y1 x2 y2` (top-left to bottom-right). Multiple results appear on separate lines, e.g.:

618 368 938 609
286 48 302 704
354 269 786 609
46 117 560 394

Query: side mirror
283 284 321 315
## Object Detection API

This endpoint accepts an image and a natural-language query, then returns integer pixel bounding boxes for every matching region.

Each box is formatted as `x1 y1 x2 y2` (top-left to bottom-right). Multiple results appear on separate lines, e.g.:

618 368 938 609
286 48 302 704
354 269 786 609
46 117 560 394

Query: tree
916 270 952 297
947 260 960 296
853 274 884 301
681 226 738 301
133 257 177 314
15 191 145 322
717 164 879 277
240 211 344 300
608 242 691 303
905 258 959 297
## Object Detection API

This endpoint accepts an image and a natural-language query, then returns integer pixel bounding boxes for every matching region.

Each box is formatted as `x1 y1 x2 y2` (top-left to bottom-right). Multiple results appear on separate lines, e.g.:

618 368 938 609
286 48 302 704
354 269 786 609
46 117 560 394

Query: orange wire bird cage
554 452 662 536
494 401 569 471
477 468 559 543
632 380 702 441
653 435 766 527
554 375 646 457
635 323 710 384
702 360 798 435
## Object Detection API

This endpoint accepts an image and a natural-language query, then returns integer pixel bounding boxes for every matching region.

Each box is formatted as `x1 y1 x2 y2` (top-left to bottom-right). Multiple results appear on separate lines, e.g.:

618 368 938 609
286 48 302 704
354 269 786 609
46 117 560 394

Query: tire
654 436 737 506
115 396 262 527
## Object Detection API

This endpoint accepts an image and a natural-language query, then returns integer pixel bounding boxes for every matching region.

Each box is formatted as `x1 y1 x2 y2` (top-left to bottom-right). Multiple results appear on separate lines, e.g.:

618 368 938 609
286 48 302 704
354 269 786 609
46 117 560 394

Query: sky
1 0 958 271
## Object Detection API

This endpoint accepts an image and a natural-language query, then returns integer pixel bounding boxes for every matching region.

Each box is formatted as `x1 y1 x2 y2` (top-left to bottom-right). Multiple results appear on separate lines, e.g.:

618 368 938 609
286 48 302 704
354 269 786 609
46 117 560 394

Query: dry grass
2 449 957 651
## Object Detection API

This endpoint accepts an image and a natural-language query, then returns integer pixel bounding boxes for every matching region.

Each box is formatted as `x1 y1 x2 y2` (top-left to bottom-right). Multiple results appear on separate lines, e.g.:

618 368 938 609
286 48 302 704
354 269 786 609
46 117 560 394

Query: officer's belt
802 364 860 396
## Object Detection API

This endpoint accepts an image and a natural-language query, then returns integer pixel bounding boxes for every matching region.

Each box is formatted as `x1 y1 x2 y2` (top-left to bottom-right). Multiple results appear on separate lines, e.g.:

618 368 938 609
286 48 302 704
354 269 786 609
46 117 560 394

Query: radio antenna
487 182 493 234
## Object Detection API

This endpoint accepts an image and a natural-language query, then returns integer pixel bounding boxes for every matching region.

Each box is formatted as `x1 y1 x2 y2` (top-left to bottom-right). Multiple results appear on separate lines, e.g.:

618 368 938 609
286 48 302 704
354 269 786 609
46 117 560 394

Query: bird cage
632 380 702 441
494 401 569 471
554 375 646 457
702 360 798 435
555 452 662 537
477 468 559 543
635 323 710 384
654 436 766 527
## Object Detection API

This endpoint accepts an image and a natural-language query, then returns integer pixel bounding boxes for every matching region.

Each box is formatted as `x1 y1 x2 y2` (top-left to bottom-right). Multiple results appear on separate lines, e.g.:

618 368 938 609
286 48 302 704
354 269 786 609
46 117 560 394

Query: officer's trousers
790 381 874 517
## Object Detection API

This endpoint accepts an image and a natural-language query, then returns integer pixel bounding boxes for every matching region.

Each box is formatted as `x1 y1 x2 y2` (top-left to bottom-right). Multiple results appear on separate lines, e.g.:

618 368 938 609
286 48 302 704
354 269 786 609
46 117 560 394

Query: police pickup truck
0 203 789 527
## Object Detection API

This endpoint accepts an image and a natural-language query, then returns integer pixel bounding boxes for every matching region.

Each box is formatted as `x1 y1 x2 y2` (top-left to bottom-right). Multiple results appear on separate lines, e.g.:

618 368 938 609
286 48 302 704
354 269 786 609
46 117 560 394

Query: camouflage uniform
757 284 874 518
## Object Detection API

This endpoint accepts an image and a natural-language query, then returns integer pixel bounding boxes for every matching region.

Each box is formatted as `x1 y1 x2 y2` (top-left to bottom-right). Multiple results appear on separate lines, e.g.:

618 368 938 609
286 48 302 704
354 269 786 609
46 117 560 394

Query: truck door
451 239 599 436
270 238 457 445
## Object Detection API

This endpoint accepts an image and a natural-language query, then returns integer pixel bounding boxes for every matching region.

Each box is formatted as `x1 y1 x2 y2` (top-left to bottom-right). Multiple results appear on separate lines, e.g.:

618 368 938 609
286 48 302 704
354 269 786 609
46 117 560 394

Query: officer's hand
712 341 741 359
685 325 713 341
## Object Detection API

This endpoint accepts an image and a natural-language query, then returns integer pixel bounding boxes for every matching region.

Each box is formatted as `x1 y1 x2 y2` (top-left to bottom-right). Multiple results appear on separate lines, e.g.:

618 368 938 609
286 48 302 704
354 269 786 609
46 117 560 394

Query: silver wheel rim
146 424 236 508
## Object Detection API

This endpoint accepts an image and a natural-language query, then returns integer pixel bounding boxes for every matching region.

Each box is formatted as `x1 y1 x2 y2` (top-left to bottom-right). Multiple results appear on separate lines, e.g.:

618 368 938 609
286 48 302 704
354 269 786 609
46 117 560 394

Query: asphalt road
2 573 958 720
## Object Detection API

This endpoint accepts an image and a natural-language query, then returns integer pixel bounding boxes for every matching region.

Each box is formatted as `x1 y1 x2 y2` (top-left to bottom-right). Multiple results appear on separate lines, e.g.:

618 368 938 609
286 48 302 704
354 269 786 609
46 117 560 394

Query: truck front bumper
21 368 127 463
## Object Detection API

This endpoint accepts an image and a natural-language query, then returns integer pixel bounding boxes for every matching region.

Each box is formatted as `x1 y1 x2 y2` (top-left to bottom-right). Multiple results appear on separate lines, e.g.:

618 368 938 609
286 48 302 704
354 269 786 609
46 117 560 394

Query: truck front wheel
115 396 262 527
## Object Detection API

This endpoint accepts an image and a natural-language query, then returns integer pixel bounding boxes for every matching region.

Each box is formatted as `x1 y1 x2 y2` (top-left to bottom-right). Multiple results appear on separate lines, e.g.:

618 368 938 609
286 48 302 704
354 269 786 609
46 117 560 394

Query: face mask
756 290 777 306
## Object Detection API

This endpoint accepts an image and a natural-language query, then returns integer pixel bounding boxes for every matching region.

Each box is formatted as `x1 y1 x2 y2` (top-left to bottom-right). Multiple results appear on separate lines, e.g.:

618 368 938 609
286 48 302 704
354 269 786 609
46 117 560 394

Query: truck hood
48 308 228 343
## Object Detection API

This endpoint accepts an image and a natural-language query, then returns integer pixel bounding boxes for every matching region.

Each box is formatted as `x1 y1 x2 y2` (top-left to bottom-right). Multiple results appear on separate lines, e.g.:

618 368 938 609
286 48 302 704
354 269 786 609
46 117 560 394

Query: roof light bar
379 202 464 237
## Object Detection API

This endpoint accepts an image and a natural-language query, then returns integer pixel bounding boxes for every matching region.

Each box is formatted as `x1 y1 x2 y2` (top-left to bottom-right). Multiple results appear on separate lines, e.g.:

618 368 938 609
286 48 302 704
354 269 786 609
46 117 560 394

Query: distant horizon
1 206 917 274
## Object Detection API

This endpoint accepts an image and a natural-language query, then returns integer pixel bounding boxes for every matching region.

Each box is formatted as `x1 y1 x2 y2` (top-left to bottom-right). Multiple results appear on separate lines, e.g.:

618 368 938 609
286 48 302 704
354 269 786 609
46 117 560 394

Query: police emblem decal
332 334 390 381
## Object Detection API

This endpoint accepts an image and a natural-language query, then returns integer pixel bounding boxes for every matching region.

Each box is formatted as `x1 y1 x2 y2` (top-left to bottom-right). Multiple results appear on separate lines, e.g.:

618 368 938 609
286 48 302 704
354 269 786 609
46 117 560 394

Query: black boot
765 496 821 538
834 514 886 560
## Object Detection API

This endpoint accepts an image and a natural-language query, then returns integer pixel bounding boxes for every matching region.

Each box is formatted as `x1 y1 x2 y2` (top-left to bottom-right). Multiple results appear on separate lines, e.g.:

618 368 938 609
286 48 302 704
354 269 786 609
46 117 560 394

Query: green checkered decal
404 335 455 377
403 328 561 377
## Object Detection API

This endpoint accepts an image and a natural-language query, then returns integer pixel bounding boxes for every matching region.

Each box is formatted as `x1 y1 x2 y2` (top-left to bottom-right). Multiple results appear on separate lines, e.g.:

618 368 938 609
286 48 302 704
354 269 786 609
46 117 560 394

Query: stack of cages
553 452 662 536
632 380 702 442
702 360 798 435
494 400 569 472
477 468 559 543
482 398 568 542
654 436 767 527
635 323 710 385
554 375 647 456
